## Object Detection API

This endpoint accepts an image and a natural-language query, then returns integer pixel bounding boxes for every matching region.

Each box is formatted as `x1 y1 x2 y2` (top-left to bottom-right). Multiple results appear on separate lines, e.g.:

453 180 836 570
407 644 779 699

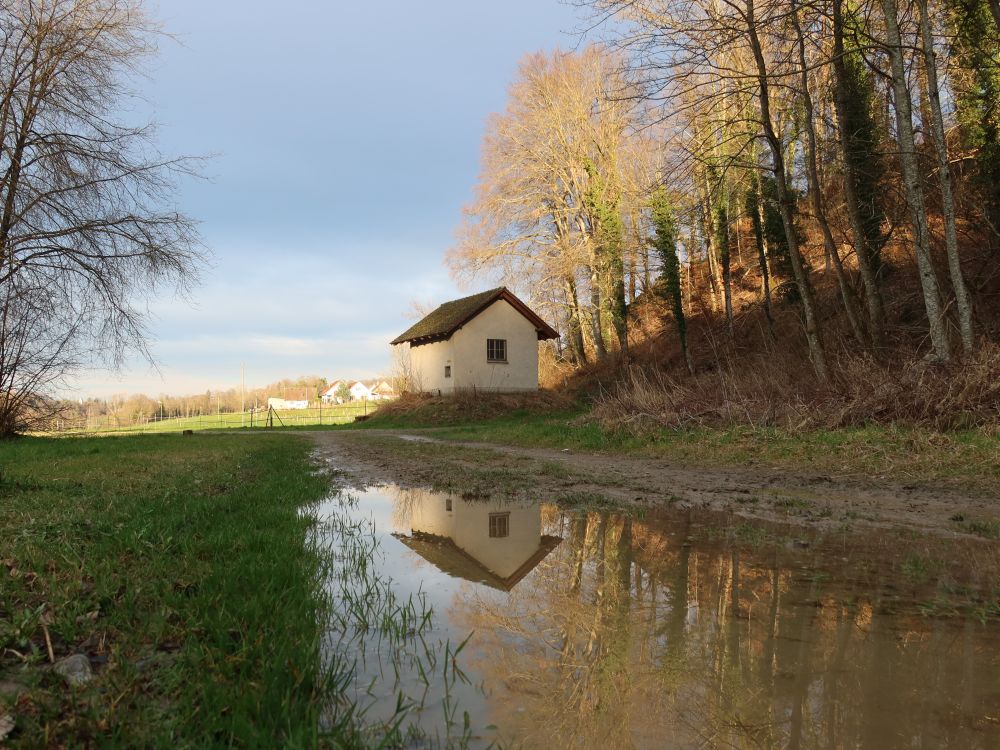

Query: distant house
320 381 344 404
267 397 309 410
369 380 396 400
390 287 558 395
348 381 372 401
392 492 561 591
322 379 397 403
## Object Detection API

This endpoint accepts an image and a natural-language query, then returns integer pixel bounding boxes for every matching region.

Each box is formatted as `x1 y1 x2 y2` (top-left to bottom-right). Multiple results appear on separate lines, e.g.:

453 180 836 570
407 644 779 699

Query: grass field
0 433 340 747
56 402 379 435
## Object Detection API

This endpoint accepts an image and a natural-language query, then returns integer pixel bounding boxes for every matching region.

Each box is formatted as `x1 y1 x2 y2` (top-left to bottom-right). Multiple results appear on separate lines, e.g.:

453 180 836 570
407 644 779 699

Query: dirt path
309 429 999 538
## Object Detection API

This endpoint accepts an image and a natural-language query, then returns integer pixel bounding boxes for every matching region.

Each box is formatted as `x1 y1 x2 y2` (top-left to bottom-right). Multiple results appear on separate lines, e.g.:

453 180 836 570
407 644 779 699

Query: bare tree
743 0 830 381
0 275 82 431
580 0 832 382
791 0 866 347
449 46 642 361
916 0 975 354
879 0 951 361
0 0 202 435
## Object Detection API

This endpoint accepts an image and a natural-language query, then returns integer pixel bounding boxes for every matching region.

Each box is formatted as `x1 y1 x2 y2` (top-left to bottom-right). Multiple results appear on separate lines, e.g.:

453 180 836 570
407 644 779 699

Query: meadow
53 402 378 435
0 433 339 746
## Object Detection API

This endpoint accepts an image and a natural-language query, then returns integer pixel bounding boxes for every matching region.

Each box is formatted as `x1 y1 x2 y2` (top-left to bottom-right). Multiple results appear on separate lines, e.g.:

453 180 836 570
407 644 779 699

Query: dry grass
585 220 1000 436
593 343 1000 433
367 388 576 427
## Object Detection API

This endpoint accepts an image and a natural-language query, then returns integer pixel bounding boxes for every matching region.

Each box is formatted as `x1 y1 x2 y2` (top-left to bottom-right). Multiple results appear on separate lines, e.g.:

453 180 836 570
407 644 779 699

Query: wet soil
309 430 1000 539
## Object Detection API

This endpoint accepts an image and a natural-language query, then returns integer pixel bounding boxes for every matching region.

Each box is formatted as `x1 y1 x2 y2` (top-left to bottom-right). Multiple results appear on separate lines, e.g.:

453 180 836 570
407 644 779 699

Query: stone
0 713 14 742
53 654 93 687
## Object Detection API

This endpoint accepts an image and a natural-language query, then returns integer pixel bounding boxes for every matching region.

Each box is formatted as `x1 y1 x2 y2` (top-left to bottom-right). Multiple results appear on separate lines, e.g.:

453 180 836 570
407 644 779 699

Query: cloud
60 0 581 399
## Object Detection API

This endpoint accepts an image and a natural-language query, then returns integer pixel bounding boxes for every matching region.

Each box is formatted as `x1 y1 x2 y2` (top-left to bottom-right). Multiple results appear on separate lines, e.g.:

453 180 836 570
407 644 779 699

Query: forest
451 0 1000 428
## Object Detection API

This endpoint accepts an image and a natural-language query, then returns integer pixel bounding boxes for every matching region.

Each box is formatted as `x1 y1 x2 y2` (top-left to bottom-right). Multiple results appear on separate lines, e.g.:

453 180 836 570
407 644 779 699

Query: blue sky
76 0 586 398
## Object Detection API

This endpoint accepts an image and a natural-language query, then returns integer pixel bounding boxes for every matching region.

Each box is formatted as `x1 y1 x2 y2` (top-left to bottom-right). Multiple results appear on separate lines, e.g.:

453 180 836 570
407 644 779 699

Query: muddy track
308 429 999 538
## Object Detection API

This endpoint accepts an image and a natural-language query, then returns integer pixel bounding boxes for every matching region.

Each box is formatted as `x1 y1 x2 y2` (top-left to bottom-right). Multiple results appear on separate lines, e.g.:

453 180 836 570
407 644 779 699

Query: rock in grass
53 654 93 687
0 713 14 741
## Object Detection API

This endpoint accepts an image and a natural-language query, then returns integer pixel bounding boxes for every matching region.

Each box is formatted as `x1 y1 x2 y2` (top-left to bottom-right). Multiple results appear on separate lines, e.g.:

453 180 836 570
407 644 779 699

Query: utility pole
240 363 246 428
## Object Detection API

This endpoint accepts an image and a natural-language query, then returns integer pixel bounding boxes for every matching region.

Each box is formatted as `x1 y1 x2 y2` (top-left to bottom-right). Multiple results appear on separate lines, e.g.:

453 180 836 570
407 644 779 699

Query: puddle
314 485 1000 748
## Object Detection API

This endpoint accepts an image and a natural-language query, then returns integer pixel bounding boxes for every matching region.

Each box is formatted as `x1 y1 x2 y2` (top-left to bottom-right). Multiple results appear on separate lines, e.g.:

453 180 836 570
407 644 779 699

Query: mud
309 429 999 539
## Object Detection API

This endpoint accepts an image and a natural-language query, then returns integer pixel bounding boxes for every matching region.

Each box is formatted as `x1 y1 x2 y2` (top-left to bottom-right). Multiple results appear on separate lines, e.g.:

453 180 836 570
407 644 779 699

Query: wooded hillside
452 0 1000 427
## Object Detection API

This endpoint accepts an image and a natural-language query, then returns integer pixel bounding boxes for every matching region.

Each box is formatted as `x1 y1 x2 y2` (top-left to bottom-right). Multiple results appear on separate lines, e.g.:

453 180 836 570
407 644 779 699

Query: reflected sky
316 485 1000 748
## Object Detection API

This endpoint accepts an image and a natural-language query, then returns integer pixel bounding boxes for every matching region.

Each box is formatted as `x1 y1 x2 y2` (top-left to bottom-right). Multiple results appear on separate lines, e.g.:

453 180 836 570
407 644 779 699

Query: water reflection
318 485 1000 749
391 491 561 590
458 507 1000 749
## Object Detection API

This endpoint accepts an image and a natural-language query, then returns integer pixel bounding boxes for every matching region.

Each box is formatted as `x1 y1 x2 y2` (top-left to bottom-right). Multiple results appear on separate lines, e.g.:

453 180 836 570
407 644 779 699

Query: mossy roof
390 287 559 346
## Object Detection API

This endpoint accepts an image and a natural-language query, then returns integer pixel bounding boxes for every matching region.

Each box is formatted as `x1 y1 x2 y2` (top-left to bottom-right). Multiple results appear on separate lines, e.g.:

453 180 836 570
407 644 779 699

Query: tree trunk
608 259 629 357
587 260 608 359
746 0 830 383
917 0 975 354
564 276 588 365
642 239 651 294
756 184 773 279
717 189 735 337
749 168 776 337
627 239 637 302
831 0 887 348
792 0 867 347
700 171 724 312
881 0 952 361
652 189 695 374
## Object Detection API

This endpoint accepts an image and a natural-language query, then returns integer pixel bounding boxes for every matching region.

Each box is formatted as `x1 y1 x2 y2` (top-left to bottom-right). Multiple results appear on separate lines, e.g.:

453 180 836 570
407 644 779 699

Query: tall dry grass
592 343 1000 433
370 388 576 426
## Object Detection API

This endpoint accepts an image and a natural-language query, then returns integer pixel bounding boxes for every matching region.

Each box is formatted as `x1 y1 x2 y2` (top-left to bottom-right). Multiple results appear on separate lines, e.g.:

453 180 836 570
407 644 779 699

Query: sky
75 0 587 398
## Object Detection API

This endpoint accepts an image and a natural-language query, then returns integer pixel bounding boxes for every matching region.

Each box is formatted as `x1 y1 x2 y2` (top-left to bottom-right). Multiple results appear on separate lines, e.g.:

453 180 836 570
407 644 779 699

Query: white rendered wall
451 500 541 578
407 338 455 394
409 493 455 537
451 299 540 392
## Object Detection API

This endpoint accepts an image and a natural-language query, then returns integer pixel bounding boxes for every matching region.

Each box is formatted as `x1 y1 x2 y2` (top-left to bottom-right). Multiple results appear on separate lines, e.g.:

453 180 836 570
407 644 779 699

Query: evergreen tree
651 188 694 373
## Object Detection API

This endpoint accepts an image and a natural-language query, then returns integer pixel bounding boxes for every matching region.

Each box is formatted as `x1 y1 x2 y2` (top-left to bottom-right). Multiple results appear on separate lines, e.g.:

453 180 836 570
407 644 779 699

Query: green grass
0 433 338 747
361 407 1000 491
57 403 379 435
902 553 945 582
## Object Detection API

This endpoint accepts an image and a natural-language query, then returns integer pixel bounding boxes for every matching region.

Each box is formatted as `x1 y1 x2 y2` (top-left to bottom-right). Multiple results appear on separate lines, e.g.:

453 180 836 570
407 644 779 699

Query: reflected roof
393 531 562 591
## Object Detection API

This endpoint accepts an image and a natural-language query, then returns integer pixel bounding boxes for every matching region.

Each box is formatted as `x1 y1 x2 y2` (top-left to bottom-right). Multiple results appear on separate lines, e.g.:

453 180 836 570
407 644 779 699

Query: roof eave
392 331 452 347
390 287 560 345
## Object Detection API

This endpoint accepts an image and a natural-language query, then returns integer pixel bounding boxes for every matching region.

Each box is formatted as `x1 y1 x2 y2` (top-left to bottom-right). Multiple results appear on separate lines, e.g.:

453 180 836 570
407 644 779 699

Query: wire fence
46 401 381 436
